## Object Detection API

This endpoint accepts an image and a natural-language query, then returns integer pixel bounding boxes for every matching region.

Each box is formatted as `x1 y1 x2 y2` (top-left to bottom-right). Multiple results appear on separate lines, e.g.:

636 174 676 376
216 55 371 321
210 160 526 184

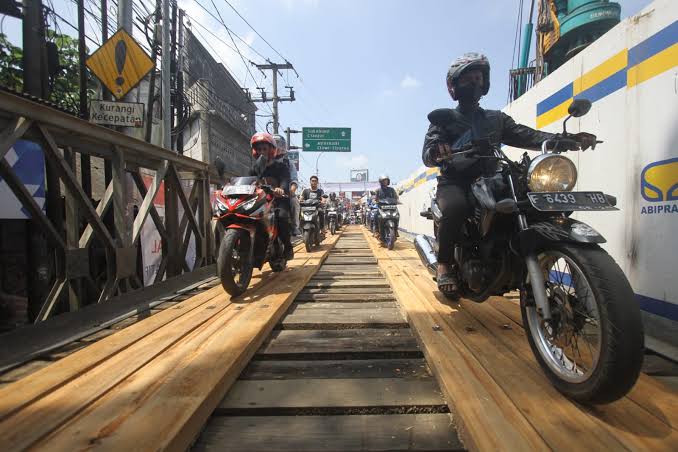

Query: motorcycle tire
521 243 644 404
387 226 396 250
330 221 336 235
304 230 312 253
217 229 253 297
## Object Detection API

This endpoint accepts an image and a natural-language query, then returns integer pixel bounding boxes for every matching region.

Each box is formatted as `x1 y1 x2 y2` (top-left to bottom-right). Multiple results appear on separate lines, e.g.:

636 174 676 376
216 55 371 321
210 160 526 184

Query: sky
2 0 654 186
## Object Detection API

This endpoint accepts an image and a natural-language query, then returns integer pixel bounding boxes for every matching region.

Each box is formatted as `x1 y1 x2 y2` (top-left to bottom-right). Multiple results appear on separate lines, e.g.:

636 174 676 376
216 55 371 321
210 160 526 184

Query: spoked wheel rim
525 251 602 384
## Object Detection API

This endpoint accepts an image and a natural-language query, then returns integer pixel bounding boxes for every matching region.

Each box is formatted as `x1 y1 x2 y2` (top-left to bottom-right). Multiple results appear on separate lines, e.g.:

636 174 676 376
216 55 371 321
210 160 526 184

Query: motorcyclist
301 175 325 230
273 134 301 236
422 52 597 294
327 192 343 228
375 174 398 203
249 132 294 260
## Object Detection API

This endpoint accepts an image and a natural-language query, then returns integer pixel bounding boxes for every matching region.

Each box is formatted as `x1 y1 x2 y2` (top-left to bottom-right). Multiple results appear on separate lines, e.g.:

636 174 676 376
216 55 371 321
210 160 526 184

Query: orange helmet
250 132 278 160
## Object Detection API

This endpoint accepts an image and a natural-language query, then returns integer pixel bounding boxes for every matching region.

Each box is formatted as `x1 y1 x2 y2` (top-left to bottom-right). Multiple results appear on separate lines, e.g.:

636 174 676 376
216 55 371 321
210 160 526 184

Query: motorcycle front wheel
521 243 644 404
217 229 253 297
303 230 312 253
330 220 336 235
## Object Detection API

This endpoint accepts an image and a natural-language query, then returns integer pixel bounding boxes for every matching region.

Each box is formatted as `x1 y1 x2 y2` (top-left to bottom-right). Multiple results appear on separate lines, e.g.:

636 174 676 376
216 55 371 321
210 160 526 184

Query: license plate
527 191 618 212
381 205 397 210
223 185 255 196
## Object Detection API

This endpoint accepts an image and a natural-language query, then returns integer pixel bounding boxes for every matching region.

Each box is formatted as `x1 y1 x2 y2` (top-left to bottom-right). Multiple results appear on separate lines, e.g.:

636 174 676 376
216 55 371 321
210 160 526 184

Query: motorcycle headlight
527 154 578 192
239 197 258 211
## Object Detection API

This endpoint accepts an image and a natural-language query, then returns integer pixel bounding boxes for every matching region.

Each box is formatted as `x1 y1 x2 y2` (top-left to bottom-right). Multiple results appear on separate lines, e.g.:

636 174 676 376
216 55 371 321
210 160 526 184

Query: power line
189 0 268 61
219 0 294 71
207 0 258 88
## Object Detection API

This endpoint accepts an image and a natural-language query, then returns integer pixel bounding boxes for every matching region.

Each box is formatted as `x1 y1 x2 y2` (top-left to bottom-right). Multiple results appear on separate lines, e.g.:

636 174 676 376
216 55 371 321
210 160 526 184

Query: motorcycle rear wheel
217 229 253 297
521 243 644 404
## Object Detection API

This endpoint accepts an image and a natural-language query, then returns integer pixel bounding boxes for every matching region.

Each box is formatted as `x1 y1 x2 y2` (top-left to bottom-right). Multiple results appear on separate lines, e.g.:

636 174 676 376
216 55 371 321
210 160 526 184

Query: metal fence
0 90 215 322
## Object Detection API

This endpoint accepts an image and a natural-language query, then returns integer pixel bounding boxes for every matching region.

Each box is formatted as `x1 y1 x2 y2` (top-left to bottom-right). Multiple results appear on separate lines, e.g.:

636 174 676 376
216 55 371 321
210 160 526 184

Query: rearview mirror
427 108 455 127
568 99 592 118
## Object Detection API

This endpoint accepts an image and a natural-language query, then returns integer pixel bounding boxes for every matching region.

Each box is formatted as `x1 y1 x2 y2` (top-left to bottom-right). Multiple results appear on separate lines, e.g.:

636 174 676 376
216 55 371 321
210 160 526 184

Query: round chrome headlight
527 154 578 192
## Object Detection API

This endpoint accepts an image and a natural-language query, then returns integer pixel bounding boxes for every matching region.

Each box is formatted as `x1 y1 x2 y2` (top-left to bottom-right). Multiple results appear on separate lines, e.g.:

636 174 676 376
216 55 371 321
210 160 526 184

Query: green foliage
0 31 97 113
0 33 23 91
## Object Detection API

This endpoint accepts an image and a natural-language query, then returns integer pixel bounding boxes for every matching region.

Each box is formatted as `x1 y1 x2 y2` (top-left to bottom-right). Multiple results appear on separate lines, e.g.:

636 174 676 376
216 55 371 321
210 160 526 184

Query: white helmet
272 134 288 155
378 174 390 185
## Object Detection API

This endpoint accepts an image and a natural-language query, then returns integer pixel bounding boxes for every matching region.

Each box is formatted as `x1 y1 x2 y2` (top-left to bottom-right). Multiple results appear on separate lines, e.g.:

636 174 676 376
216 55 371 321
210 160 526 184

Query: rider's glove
435 143 454 160
573 132 598 151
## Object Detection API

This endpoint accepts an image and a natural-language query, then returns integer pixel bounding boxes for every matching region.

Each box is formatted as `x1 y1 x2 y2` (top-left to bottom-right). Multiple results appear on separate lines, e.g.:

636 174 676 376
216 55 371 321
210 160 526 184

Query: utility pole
284 127 302 151
250 62 295 135
169 1 177 150
22 0 48 98
77 0 92 198
161 0 170 150
176 9 185 154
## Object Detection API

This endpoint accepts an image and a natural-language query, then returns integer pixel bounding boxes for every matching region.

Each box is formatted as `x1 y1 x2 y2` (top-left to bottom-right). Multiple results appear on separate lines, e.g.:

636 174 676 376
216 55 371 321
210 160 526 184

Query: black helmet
446 52 490 99
330 192 337 200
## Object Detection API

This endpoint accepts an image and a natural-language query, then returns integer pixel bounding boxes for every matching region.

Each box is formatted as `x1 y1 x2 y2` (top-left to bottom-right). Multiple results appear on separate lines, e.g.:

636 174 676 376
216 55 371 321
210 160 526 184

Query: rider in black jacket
422 53 596 294
250 132 294 260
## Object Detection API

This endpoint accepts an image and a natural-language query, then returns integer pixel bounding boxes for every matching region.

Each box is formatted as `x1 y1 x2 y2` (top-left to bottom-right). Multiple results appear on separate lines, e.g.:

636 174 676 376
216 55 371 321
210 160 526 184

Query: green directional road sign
302 127 351 152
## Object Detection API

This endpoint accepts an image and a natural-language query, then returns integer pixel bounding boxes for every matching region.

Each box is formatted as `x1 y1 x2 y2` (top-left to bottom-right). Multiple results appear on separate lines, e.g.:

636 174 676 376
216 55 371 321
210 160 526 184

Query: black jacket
376 186 398 202
422 106 555 184
250 159 291 194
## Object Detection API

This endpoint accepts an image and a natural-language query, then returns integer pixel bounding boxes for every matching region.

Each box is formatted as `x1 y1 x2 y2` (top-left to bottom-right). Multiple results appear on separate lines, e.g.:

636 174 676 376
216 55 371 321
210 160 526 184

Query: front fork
507 175 552 321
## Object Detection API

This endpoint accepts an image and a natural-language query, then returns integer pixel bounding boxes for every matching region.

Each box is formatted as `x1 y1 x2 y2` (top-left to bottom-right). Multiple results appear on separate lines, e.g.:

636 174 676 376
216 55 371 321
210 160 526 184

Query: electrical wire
219 0 291 66
190 0 269 61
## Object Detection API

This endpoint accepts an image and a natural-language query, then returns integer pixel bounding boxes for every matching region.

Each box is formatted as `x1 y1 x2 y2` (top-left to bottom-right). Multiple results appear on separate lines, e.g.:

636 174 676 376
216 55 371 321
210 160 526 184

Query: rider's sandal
436 273 459 293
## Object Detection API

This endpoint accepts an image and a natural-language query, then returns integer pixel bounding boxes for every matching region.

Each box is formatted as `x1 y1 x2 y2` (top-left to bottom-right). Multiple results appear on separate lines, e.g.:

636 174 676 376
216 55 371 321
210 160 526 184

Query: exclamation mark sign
114 39 127 95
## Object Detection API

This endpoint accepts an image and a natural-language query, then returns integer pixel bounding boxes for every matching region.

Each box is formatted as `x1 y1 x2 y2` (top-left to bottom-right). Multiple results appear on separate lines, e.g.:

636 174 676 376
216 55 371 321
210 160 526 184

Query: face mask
455 83 483 103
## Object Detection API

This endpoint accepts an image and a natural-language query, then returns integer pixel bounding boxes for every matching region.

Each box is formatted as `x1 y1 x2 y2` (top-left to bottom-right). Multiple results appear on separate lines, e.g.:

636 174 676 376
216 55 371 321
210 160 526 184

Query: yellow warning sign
86 29 154 100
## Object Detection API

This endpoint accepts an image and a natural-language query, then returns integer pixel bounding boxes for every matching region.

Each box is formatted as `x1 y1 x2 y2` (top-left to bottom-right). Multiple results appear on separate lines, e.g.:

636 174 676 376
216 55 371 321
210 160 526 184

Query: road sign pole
161 0 171 150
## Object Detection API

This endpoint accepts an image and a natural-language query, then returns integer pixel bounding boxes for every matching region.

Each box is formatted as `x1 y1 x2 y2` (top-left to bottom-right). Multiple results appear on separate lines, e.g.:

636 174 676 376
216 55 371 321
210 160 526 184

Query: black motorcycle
415 99 643 404
300 196 326 252
376 198 399 250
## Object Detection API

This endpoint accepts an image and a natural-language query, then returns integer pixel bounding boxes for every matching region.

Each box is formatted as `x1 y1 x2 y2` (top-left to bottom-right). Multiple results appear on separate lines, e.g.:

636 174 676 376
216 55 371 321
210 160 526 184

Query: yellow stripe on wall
627 43 678 88
573 49 628 95
536 98 572 128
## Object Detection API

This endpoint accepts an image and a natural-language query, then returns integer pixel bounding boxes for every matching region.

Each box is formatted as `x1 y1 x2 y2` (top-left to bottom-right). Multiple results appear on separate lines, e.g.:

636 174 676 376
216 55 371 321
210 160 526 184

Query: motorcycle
369 205 379 232
327 207 338 235
376 198 399 250
415 98 643 403
300 197 325 252
213 176 288 296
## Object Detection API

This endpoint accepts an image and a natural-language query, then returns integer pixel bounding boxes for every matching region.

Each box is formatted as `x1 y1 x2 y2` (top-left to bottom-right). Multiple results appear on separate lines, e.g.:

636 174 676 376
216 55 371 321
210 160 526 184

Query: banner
0 140 45 219
350 169 368 182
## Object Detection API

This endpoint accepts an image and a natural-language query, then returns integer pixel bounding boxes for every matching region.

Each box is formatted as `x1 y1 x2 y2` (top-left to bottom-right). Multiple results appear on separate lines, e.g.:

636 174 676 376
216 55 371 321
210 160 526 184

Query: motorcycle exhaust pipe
414 234 437 276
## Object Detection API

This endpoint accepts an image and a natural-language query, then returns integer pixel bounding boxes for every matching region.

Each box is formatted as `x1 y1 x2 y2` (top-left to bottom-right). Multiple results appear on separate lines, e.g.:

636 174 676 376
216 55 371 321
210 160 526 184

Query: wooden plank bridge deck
0 226 676 451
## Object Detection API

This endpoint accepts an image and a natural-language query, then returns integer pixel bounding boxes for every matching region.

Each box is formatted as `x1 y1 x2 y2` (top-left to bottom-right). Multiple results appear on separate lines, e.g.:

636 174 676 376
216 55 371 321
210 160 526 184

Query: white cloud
400 75 421 89
336 153 369 169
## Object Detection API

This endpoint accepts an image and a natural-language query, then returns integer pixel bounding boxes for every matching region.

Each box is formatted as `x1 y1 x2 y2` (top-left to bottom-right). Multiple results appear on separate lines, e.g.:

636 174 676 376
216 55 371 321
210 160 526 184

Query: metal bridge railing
0 90 215 322
509 67 538 101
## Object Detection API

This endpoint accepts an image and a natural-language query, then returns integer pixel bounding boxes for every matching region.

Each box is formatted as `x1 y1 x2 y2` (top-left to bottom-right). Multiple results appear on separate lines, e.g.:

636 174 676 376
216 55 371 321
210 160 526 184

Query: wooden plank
0 265 217 373
282 307 406 327
28 233 342 452
241 359 431 380
318 265 380 273
194 414 463 451
485 294 678 438
362 229 548 451
291 301 394 310
0 291 235 450
259 329 419 355
219 378 446 409
382 236 678 451
300 287 393 294
295 293 396 302
324 257 377 265
311 273 383 280
0 284 225 422
304 280 390 288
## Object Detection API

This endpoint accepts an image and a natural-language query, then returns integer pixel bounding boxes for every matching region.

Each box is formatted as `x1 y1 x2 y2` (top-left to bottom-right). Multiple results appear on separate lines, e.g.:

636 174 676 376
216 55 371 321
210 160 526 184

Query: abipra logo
640 157 678 215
